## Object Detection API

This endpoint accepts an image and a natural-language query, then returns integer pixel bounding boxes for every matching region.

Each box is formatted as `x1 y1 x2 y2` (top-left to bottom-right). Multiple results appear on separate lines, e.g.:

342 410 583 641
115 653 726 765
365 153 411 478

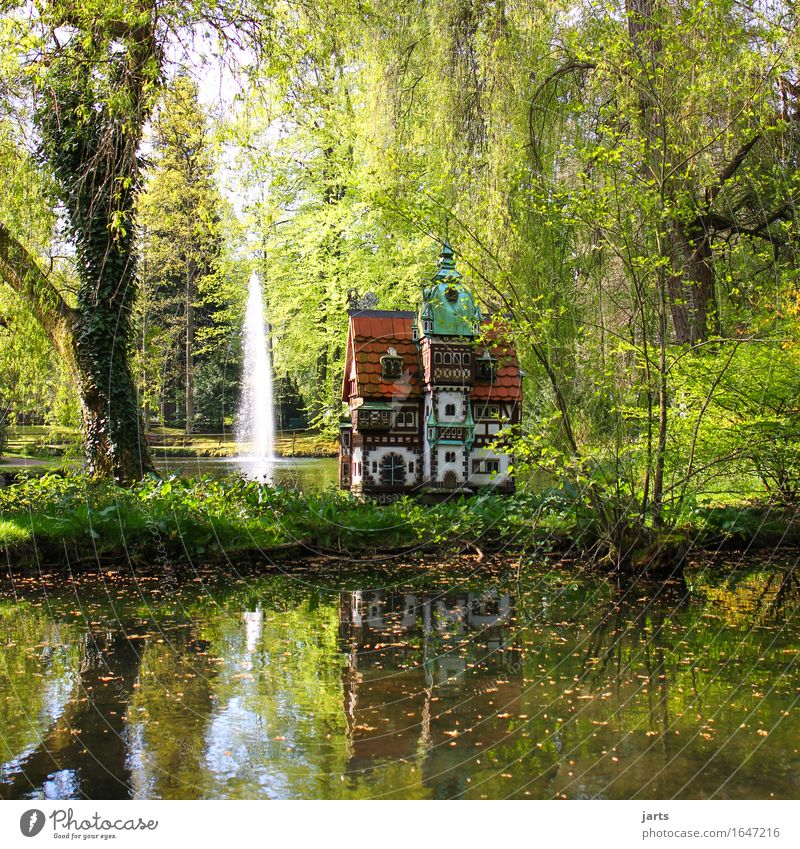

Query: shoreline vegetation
1 471 798 577
0 425 338 464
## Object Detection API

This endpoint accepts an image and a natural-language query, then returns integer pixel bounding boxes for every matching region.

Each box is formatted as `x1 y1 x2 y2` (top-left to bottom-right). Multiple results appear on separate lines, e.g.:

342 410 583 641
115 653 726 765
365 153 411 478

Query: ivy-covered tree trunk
72 292 152 480
1 218 150 478
31 8 156 480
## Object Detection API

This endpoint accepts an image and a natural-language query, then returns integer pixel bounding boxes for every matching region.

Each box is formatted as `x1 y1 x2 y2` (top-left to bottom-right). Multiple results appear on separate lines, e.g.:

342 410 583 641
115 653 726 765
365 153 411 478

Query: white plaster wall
468 446 511 487
365 445 419 486
401 594 417 628
351 446 362 483
364 591 385 629
436 390 466 422
466 592 512 627
436 445 465 482
423 399 434 480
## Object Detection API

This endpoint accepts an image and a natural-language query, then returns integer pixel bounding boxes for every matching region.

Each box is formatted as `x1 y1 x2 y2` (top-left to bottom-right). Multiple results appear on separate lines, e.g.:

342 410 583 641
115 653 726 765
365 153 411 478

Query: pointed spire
433 239 462 281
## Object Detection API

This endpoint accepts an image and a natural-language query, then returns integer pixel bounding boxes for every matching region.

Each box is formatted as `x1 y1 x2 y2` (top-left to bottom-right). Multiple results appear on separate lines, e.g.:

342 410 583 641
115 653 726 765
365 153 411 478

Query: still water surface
1 555 798 799
152 455 338 489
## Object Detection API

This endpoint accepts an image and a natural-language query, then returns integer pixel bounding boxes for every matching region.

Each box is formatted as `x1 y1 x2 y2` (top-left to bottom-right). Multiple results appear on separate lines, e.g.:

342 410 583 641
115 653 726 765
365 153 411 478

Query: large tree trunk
73 314 151 480
0 222 153 480
64 181 153 480
29 13 158 481
627 1 719 346
666 224 715 346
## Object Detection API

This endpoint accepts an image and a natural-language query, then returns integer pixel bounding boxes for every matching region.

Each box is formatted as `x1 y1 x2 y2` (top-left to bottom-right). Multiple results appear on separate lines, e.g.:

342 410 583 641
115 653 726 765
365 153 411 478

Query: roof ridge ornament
347 289 379 311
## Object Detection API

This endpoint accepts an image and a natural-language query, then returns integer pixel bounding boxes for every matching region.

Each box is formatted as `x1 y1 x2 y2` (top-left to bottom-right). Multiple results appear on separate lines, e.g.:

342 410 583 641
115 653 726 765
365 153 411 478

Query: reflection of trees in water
0 628 144 800
125 628 219 799
571 592 678 793
0 619 221 801
691 566 800 626
539 574 800 799
1 564 798 800
0 612 80 779
581 586 687 724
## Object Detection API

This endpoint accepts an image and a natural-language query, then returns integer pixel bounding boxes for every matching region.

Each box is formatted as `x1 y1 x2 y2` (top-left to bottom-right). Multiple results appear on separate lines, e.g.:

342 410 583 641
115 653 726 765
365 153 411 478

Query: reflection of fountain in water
243 610 263 657
236 272 275 479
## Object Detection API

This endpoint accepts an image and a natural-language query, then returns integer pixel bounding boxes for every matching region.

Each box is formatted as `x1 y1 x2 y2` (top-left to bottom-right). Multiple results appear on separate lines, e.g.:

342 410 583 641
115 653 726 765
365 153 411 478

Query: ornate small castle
338 242 522 496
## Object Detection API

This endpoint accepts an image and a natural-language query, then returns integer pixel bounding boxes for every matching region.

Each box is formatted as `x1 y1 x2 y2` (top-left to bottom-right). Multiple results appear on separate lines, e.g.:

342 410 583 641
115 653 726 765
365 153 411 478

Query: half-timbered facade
339 242 522 496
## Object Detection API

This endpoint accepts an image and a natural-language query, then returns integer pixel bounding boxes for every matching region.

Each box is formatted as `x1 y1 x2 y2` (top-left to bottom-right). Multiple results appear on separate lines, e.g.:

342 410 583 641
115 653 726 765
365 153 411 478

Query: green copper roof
433 240 462 282
421 241 482 337
425 402 476 448
357 401 394 411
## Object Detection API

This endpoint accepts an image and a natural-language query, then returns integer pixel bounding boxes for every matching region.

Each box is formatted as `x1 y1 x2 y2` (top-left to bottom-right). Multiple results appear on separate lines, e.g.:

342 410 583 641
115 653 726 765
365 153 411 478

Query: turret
419 241 482 338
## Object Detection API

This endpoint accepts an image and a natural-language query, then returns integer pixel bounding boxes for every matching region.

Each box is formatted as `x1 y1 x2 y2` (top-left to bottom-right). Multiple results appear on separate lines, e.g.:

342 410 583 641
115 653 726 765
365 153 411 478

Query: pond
2 456 339 491
0 554 798 800
152 455 339 489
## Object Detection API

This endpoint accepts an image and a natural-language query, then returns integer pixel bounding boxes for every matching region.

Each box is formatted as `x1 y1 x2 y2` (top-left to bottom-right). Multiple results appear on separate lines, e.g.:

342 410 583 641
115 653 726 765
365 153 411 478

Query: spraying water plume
236 272 275 461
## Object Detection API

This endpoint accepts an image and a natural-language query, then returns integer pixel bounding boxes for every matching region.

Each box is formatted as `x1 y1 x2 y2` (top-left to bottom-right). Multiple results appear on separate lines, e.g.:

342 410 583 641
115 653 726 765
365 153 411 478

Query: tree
229 0 432 433
0 1 266 478
137 75 225 434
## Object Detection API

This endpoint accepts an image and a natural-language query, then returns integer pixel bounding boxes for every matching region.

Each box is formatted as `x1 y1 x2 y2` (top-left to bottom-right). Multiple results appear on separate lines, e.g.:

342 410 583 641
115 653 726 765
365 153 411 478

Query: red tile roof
343 311 422 401
471 321 522 403
342 311 521 404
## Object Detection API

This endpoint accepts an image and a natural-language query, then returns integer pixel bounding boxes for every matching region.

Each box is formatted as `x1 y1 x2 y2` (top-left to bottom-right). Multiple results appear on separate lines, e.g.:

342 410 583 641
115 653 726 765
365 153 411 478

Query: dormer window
477 352 498 380
381 347 403 379
445 285 459 303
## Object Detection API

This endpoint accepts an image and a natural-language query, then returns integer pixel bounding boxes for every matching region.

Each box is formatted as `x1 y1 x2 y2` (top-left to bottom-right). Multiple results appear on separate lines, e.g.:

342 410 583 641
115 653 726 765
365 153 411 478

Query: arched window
381 355 403 379
453 352 461 365
444 352 452 365
434 351 442 364
395 410 415 428
380 453 405 486
477 354 498 380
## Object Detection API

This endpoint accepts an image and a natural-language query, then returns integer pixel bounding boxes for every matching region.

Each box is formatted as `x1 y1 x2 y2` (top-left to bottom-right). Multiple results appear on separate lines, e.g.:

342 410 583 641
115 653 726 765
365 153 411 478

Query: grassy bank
146 427 337 458
0 473 537 568
1 472 799 572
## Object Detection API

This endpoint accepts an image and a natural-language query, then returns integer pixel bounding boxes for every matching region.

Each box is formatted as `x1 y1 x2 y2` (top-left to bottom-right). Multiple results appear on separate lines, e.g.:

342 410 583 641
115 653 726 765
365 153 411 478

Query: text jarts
641 811 670 823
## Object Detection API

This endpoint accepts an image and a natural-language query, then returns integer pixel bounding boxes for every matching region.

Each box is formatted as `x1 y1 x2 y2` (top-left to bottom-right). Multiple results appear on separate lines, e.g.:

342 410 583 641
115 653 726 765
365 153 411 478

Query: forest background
0 0 799 557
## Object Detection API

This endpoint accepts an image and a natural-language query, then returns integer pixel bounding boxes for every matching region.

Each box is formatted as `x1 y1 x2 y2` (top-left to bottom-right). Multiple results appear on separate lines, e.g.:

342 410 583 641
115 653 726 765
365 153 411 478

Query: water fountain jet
236 272 275 464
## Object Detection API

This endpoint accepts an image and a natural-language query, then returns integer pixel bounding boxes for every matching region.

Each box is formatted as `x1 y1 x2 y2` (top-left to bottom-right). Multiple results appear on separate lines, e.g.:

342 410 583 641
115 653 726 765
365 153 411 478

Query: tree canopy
0 0 797 540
